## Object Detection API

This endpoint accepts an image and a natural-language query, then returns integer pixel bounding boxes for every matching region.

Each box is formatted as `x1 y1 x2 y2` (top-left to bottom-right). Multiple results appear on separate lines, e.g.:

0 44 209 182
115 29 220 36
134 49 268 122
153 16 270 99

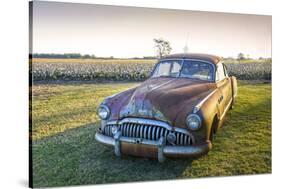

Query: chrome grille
103 121 193 146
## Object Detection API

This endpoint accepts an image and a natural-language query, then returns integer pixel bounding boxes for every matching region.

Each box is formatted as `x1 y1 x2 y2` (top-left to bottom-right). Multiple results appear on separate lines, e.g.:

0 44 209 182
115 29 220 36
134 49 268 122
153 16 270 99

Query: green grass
31 81 271 187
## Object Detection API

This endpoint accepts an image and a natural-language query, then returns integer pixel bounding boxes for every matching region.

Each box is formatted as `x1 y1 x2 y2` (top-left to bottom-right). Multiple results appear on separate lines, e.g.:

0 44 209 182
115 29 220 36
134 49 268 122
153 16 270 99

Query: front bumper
95 131 212 162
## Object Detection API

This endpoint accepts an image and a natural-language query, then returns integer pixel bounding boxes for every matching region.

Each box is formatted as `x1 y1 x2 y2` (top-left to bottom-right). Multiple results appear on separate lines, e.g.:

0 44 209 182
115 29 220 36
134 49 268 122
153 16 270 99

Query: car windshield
152 59 214 81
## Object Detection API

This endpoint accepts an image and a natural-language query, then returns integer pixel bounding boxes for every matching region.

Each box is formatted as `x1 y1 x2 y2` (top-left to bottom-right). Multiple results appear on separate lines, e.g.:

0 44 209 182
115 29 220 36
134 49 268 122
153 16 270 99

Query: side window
216 63 226 81
153 62 171 77
223 64 229 77
170 61 181 77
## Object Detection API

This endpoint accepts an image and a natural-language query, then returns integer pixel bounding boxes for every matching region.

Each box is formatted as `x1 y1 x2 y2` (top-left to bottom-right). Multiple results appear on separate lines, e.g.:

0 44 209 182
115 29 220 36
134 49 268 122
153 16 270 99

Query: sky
32 1 272 58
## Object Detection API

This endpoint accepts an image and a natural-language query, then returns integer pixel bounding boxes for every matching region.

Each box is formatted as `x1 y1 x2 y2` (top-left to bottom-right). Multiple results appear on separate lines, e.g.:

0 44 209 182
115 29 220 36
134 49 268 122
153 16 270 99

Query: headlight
186 114 202 131
97 105 110 120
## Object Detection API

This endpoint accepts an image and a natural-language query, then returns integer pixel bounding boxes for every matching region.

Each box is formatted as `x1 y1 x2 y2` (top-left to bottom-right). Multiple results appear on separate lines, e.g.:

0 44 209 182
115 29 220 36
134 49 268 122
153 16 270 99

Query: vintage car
95 53 237 162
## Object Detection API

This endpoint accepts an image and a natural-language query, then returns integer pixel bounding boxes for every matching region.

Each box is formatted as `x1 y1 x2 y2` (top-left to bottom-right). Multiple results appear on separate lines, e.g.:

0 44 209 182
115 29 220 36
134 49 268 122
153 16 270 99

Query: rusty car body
95 53 238 162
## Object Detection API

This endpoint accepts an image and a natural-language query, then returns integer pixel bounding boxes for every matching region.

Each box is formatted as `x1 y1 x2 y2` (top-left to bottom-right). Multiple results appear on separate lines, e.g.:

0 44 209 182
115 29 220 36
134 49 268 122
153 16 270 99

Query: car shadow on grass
32 122 195 187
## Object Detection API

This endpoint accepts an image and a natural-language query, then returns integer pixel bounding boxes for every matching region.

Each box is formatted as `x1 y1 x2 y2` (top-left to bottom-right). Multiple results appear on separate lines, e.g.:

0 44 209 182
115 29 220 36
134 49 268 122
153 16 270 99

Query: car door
216 62 232 119
223 63 233 105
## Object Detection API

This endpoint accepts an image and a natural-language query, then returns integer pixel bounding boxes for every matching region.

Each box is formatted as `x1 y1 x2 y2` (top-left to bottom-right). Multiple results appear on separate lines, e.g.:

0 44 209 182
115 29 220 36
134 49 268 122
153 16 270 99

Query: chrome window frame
223 63 229 77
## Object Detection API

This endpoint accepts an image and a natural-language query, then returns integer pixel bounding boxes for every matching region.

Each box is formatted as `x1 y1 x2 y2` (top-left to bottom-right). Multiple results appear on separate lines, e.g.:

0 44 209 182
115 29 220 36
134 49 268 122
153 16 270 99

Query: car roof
160 53 221 64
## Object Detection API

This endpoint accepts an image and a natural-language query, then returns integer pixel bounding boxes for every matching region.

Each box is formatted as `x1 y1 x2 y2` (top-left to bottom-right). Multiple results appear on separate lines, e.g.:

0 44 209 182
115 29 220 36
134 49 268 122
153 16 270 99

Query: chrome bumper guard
95 131 212 162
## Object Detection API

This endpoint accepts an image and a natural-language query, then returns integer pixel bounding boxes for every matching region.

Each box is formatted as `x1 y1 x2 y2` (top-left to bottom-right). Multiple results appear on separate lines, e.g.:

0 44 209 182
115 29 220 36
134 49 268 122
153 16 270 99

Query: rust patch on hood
116 77 216 126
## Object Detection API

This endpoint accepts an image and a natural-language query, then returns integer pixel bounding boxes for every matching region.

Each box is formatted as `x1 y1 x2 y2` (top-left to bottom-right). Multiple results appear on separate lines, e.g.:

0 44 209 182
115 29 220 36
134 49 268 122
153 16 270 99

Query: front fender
195 89 221 142
172 89 221 143
100 87 137 120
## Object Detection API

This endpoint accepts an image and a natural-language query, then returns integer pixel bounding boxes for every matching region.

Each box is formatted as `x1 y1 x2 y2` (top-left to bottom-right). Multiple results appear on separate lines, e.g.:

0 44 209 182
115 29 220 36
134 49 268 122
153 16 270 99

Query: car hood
111 77 217 126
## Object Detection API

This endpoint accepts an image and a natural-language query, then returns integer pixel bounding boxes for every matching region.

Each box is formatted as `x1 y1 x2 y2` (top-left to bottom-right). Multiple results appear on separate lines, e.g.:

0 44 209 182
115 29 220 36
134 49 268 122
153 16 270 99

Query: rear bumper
95 131 212 162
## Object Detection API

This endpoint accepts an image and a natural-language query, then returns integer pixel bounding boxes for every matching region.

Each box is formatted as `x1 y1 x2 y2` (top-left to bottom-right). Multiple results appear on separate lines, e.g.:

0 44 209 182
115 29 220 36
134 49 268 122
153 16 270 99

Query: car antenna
183 34 189 53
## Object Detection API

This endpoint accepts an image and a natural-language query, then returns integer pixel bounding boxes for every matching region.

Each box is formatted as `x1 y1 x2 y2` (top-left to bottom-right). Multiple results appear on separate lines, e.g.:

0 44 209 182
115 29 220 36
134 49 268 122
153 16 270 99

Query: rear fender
230 76 238 99
230 76 238 107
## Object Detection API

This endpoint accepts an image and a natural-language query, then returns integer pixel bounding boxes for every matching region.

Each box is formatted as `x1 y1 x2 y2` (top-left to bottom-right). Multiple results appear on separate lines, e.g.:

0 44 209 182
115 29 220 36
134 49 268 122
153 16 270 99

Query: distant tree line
31 53 157 60
31 53 96 59
30 52 270 62
223 53 271 63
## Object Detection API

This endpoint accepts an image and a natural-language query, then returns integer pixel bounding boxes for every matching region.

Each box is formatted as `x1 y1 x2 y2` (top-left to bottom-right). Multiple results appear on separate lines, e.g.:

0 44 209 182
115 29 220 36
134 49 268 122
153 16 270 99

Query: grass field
31 81 271 187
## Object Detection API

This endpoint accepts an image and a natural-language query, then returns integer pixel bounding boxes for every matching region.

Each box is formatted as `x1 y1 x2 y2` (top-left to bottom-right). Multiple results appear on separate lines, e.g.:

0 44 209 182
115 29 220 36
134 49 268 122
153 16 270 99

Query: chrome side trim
106 117 195 142
193 89 218 113
219 97 233 120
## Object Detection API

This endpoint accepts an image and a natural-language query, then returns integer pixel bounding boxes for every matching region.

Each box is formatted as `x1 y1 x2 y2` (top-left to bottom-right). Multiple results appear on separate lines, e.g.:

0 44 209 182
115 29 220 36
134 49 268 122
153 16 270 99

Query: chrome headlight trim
186 114 202 131
97 104 110 120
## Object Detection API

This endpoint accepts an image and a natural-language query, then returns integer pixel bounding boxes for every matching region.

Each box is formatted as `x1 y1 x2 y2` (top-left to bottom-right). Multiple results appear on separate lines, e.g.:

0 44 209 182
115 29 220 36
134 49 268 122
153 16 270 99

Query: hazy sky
32 1 272 58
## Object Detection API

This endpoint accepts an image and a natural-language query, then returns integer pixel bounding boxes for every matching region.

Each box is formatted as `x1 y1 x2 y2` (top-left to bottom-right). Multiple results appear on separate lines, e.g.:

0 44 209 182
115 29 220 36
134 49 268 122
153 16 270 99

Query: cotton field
31 59 271 82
